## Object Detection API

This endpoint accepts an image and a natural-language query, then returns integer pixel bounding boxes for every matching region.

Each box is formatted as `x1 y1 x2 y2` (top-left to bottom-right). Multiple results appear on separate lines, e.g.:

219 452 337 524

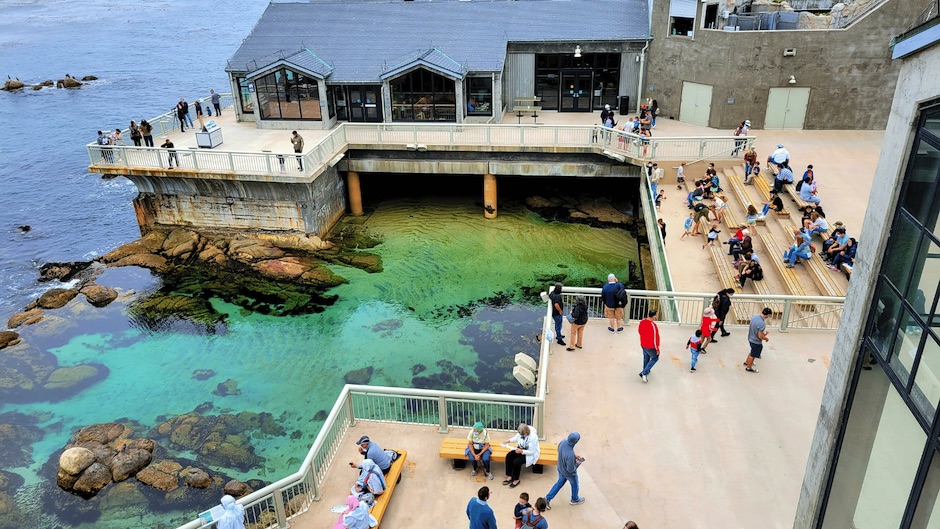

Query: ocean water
0 2 640 527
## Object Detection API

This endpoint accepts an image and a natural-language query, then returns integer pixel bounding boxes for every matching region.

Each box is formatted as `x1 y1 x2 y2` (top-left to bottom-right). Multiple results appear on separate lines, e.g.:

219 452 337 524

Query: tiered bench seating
757 231 810 298
371 450 408 528
752 170 790 218
439 438 558 474
724 169 759 226
696 218 757 323
763 168 812 211
787 225 847 298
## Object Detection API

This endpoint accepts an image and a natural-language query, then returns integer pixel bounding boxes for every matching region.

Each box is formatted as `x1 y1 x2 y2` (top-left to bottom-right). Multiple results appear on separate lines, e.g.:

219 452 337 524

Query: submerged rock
35 288 79 309
223 479 253 498
191 369 216 381
344 366 374 385
129 293 225 330
212 378 241 396
149 411 282 471
0 412 44 468
81 75 98 81
181 467 212 488
43 365 103 391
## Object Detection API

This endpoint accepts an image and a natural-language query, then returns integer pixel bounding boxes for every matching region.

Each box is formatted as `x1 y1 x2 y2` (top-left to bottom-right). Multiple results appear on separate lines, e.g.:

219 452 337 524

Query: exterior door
560 70 594 112
348 86 383 122
764 87 810 130
679 81 713 127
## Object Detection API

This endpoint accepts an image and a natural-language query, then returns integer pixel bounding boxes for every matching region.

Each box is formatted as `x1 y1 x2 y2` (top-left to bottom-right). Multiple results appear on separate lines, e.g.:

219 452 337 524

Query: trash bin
618 96 630 115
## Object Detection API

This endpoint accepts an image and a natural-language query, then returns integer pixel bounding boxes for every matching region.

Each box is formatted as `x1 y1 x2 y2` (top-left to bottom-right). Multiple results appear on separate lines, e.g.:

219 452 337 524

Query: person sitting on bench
773 163 795 193
502 423 540 488
350 459 386 506
759 190 785 220
784 232 812 268
829 238 857 271
351 436 392 474
465 422 495 480
768 143 790 168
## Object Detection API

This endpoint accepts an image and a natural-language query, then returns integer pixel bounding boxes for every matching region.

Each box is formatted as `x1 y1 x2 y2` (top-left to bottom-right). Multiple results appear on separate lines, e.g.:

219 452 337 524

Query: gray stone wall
127 165 347 236
645 0 922 130
792 38 940 528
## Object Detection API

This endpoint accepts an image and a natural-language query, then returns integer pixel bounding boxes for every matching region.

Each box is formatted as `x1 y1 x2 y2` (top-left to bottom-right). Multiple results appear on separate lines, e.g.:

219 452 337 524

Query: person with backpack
520 497 549 528
686 329 704 372
601 273 625 333
565 296 589 351
713 289 734 337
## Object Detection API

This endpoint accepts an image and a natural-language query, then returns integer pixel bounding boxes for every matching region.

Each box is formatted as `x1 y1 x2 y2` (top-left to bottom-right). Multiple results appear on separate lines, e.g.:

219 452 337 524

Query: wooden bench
752 171 790 218
757 231 810 298
439 438 558 474
841 263 852 279
786 225 847 298
723 168 759 227
513 106 541 124
371 450 407 528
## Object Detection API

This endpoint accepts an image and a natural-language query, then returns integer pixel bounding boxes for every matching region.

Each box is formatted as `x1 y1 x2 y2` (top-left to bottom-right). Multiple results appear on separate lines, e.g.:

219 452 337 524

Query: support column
483 173 497 219
347 171 363 216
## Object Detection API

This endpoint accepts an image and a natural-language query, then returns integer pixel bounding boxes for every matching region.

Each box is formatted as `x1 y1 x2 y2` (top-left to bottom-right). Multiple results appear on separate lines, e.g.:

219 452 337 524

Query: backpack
615 283 628 308
795 180 803 192
711 294 721 310
523 513 544 528
751 264 764 281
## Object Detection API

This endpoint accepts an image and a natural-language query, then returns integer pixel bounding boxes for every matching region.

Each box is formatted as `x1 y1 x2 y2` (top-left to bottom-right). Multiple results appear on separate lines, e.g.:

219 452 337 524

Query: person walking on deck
638 309 660 382
544 432 585 509
744 308 772 373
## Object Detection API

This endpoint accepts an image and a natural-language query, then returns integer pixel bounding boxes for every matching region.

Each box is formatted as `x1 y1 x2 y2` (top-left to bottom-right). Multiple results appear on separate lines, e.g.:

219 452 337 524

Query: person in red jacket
638 310 660 383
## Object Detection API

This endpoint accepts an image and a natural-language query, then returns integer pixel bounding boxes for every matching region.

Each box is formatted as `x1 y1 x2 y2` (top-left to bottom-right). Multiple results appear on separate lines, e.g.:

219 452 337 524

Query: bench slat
440 438 558 466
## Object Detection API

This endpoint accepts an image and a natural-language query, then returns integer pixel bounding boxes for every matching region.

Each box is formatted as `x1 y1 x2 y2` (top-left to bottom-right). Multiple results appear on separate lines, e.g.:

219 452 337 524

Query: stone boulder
110 448 153 482
39 80 53 86
213 378 241 396
100 242 151 263
228 238 285 261
223 479 253 498
0 331 21 350
7 308 43 328
182 467 212 488
112 253 167 270
44 365 103 391
81 75 98 81
2 79 24 91
36 288 79 309
71 423 128 446
59 447 96 476
252 258 306 280
344 366 374 385
71 462 111 497
80 284 118 307
150 411 278 471
38 261 93 282
198 245 226 264
139 230 168 251
162 228 201 258
135 464 179 492
58 77 82 88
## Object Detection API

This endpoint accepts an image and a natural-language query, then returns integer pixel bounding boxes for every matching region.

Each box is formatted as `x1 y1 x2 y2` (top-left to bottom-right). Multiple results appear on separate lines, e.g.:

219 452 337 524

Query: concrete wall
126 165 347 237
645 0 922 130
792 40 940 528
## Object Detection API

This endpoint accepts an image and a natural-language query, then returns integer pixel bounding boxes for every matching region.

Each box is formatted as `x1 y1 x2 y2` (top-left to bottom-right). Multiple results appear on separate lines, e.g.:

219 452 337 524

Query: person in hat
600 104 613 125
768 143 790 168
743 146 757 180
465 422 494 480
349 435 392 474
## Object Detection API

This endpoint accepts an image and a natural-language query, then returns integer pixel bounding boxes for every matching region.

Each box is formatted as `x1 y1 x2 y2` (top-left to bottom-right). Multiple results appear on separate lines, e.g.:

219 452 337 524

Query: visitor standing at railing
129 120 141 146
175 102 187 132
565 296 588 352
601 274 625 334
292 131 305 171
211 89 222 115
139 119 154 147
179 98 194 129
96 130 113 162
194 100 205 130
217 494 246 529
549 283 566 346
714 288 735 337
161 137 179 168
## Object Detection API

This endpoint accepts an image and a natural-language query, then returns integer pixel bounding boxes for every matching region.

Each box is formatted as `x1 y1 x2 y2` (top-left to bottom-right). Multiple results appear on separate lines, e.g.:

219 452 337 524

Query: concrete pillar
483 173 497 219
347 171 363 215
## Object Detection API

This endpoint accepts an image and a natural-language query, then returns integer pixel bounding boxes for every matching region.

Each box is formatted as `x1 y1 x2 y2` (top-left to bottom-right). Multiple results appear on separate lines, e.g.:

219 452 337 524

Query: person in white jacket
501 423 540 488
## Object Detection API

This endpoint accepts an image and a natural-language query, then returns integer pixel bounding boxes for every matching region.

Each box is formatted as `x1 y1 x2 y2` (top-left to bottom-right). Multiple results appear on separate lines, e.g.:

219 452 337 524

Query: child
655 189 665 208
680 212 694 240
746 204 759 232
686 329 704 372
703 226 720 248
700 307 720 350
675 162 686 189
657 218 666 241
514 492 532 529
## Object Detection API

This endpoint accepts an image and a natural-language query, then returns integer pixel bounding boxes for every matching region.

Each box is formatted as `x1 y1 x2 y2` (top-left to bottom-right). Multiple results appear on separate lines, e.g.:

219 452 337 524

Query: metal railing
555 287 845 332
89 121 752 180
638 173 678 321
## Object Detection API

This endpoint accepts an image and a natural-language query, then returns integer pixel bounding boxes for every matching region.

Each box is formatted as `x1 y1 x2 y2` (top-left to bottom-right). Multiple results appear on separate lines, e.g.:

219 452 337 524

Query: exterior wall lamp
574 45 582 58
789 75 796 84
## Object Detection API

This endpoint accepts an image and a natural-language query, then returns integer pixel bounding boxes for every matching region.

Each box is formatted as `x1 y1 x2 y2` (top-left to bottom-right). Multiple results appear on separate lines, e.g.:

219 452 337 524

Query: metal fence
556 287 845 331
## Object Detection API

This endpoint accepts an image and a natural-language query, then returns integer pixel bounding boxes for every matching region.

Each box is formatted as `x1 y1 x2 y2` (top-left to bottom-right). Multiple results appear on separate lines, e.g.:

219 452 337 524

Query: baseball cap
744 120 751 126
607 273 616 280
356 436 370 445
777 143 784 148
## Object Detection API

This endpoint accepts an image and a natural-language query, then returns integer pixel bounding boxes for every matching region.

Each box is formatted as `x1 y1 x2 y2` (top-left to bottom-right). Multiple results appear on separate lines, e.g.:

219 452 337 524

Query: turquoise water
5 196 638 527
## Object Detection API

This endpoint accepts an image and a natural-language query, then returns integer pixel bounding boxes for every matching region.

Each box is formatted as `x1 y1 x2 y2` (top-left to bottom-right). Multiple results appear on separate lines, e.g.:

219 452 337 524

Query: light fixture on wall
574 45 582 58
788 75 796 84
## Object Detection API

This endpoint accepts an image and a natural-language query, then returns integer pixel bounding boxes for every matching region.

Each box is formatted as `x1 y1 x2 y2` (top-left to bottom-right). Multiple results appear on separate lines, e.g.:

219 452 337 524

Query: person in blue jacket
467 486 498 529
544 432 585 509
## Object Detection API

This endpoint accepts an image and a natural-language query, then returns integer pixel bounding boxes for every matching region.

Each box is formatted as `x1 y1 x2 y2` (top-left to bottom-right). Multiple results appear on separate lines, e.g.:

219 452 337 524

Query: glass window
902 139 940 228
237 77 253 114
925 106 940 136
911 450 940 529
254 67 321 121
466 77 492 116
871 282 903 357
908 236 940 320
912 332 940 422
389 68 456 122
820 359 928 529
885 213 923 293
536 75 559 110
671 17 695 36
326 84 336 119
889 306 921 385
334 86 348 121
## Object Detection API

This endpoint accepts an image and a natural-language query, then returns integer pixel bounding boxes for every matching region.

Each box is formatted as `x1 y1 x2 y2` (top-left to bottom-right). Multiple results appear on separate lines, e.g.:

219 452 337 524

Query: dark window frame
255 67 322 121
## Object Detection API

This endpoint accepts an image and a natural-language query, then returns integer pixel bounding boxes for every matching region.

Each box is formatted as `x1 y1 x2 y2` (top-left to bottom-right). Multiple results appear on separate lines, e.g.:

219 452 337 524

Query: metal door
679 82 713 127
560 70 594 112
764 87 810 129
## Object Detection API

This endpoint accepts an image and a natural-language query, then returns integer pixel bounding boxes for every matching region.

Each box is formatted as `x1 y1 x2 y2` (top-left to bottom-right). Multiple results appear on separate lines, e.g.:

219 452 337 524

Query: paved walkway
290 319 833 529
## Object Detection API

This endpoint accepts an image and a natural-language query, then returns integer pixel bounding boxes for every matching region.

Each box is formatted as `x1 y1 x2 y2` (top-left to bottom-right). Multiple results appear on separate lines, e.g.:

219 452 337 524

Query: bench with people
439 423 558 482
334 435 406 529
751 167 790 218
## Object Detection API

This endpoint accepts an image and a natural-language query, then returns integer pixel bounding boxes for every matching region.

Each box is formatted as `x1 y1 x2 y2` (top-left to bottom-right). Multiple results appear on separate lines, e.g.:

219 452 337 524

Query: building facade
794 16 940 528
225 0 650 130
645 0 925 130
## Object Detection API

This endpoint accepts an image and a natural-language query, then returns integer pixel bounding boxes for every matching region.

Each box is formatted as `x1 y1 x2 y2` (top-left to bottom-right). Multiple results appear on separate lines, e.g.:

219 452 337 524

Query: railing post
553 127 559 146
625 294 633 326
698 140 706 159
486 126 491 145
536 403 545 440
520 126 525 146
228 152 235 172
781 300 791 332
273 488 289 529
450 126 455 144
191 150 200 171
345 391 356 426
413 126 418 146
651 140 657 158
265 154 273 174
437 396 448 434
308 461 320 501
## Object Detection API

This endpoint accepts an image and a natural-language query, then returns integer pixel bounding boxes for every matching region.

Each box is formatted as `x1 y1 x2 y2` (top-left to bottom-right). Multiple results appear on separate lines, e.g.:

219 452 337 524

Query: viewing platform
174 287 841 529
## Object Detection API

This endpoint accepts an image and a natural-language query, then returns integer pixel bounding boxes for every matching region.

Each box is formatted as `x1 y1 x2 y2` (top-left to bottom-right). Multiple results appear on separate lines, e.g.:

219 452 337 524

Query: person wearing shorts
601 273 624 333
745 308 772 373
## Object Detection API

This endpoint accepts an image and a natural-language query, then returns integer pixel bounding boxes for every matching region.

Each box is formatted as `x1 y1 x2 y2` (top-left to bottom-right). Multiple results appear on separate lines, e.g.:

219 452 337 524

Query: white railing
89 121 752 180
555 287 845 332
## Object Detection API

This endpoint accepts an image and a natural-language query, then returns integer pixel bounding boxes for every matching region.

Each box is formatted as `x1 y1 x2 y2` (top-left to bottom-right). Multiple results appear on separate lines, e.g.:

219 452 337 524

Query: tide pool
3 196 638 528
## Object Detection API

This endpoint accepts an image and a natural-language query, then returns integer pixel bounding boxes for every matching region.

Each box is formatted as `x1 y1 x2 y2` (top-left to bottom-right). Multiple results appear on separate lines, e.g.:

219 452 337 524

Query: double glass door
560 70 594 112
335 85 383 122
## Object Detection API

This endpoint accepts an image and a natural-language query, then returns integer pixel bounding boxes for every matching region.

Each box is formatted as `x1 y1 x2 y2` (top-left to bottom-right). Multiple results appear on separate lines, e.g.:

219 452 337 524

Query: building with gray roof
225 0 651 128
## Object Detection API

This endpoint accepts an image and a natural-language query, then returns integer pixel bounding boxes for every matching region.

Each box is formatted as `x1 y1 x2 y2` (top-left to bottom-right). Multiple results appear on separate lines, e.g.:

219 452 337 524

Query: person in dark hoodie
544 432 585 509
